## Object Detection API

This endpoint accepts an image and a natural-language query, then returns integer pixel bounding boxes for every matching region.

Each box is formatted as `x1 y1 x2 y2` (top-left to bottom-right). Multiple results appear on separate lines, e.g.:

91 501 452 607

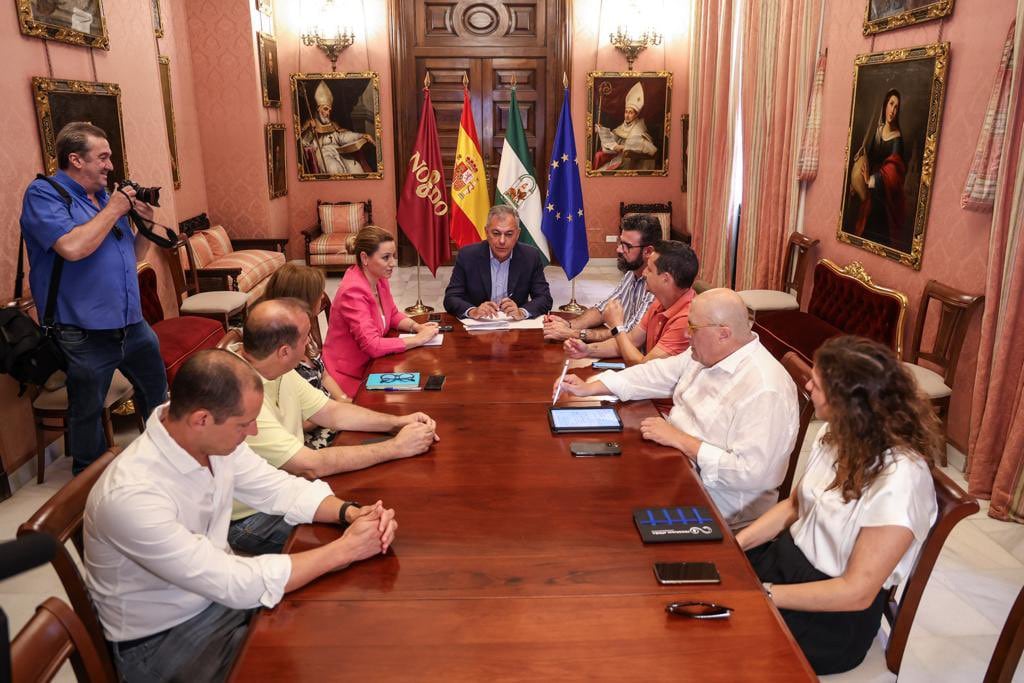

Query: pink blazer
322 266 408 396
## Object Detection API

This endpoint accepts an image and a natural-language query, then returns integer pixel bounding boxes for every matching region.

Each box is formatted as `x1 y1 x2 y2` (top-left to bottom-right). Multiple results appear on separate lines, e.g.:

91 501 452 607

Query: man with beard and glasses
562 240 698 366
543 213 661 344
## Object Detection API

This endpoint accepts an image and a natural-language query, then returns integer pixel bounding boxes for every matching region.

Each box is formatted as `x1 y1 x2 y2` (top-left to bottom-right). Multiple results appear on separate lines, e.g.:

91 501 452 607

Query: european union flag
541 88 589 281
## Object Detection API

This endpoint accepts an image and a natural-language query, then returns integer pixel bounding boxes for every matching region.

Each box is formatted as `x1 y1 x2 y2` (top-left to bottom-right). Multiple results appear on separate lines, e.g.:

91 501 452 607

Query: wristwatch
339 500 362 529
609 326 622 337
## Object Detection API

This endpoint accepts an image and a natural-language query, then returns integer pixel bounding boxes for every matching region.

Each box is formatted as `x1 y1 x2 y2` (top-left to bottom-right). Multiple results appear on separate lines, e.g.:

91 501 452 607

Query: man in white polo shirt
85 349 398 681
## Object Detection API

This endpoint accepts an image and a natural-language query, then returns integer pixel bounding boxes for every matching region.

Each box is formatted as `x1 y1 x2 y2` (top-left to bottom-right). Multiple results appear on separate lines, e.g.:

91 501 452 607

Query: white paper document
460 314 544 330
399 333 444 347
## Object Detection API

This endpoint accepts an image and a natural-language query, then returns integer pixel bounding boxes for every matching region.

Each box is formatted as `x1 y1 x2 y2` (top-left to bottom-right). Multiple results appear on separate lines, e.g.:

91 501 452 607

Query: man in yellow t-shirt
228 298 438 554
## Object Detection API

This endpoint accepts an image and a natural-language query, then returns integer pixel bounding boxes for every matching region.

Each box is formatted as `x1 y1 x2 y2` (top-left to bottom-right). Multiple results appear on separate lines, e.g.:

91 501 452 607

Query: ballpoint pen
552 359 570 405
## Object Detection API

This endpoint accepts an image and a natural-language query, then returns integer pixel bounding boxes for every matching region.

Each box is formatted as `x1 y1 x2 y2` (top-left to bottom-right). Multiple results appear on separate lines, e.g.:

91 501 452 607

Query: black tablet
548 406 624 434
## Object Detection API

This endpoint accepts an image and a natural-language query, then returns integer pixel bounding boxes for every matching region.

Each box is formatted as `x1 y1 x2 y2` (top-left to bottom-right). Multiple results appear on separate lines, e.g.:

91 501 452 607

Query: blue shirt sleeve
21 181 75 252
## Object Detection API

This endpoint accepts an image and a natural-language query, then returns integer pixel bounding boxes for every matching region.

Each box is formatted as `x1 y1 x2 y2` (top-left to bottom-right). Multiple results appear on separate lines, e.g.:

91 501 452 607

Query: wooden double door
389 0 570 264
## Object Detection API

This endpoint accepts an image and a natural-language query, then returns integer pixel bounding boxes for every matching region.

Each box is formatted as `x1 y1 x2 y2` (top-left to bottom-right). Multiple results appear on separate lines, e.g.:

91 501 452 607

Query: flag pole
404 254 434 315
560 279 584 313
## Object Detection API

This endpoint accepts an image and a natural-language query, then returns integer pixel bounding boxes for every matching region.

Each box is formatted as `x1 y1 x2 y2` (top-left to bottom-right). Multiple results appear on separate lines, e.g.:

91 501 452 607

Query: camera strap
128 210 178 249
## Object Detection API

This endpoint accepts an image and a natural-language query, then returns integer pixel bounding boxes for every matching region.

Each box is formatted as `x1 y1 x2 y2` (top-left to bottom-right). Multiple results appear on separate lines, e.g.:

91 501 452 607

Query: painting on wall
585 72 671 177
151 0 163 37
266 124 287 198
158 57 180 189
290 72 383 181
837 43 949 270
17 0 109 49
258 32 280 108
864 0 955 35
32 77 128 188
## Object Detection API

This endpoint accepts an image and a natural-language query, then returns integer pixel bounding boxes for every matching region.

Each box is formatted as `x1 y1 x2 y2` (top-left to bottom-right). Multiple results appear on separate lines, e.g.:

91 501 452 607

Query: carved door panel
391 0 568 265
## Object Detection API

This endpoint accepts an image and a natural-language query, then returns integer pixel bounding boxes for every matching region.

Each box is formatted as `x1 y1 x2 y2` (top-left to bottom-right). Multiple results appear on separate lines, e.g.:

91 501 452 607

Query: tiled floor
2 263 1022 681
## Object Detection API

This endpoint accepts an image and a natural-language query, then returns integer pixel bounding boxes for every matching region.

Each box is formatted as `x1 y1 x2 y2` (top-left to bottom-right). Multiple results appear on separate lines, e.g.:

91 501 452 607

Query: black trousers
746 530 888 675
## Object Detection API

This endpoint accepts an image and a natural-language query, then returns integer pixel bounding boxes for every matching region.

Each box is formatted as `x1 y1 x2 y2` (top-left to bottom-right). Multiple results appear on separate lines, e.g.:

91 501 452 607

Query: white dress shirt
790 424 937 588
84 405 333 641
598 336 798 528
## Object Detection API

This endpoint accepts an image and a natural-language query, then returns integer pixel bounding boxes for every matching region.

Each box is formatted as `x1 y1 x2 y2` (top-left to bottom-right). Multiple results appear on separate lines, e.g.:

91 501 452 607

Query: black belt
113 629 166 652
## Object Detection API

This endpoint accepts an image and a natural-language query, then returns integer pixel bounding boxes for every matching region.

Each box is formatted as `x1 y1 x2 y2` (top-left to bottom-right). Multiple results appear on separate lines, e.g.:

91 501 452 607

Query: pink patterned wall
801 0 1016 449
0 0 195 474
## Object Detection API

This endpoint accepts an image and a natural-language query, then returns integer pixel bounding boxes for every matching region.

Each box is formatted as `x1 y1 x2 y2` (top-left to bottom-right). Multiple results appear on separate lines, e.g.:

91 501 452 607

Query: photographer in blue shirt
20 122 169 475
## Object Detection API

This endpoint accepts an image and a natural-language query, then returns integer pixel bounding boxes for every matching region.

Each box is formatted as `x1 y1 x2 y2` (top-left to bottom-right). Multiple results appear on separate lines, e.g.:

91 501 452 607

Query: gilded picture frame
151 0 164 38
32 77 128 188
290 72 383 181
266 123 287 198
257 32 280 108
863 0 955 36
17 0 109 49
158 57 180 189
585 71 671 177
836 43 949 270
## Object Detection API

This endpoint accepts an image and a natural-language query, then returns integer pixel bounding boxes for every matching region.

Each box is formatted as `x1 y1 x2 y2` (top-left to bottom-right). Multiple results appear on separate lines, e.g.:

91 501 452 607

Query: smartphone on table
653 562 721 585
569 441 621 456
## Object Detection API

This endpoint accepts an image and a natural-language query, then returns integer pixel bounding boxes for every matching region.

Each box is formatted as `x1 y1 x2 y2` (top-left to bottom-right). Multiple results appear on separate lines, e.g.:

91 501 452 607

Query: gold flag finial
462 73 469 88
424 72 431 88
562 72 568 89
511 73 517 88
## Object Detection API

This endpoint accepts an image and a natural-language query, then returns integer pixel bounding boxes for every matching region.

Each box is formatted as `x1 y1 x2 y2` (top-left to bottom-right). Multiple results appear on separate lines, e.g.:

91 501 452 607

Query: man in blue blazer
443 205 553 319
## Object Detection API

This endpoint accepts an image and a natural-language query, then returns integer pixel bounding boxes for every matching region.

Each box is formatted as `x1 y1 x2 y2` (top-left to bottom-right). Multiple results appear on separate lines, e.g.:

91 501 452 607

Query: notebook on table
365 372 421 391
633 506 723 543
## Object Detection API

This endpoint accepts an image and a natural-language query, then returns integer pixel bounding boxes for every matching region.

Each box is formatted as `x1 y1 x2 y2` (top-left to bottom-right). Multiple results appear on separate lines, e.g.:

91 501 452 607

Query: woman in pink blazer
322 226 438 395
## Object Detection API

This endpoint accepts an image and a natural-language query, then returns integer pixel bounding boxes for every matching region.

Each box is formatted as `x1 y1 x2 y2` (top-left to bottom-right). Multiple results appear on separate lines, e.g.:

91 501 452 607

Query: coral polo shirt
640 288 695 356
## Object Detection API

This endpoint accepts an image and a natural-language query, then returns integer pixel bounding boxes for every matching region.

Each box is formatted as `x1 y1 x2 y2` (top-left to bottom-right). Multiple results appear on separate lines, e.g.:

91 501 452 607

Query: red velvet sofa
753 259 909 365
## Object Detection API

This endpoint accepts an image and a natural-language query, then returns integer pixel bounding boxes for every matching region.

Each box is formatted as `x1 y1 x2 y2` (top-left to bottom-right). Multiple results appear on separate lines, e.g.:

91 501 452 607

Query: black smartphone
592 361 626 370
653 562 721 585
437 325 453 332
424 374 446 391
428 313 442 322
569 441 621 456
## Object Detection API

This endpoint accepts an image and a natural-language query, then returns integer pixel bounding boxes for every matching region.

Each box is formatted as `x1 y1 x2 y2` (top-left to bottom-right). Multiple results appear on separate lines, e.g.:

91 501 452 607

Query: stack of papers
399 333 444 347
461 313 545 330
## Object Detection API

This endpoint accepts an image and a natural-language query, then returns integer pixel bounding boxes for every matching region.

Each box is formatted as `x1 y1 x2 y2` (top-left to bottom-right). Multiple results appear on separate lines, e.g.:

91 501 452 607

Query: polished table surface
230 315 814 680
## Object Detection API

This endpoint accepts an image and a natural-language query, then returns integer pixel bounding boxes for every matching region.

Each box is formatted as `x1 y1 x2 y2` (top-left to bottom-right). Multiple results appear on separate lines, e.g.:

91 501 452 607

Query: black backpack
0 175 69 394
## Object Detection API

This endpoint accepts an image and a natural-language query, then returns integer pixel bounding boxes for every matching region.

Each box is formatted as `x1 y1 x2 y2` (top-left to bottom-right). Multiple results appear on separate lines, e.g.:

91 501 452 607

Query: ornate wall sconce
609 24 662 71
301 0 355 71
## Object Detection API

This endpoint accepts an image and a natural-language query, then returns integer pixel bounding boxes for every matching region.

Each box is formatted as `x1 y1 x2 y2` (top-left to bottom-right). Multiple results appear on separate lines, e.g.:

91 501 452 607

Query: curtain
796 51 828 183
967 7 1024 523
687 0 739 288
734 0 822 291
961 22 1016 212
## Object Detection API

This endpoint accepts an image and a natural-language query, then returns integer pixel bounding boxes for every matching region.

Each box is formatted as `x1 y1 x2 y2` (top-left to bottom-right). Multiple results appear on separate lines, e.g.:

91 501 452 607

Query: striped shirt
596 271 654 332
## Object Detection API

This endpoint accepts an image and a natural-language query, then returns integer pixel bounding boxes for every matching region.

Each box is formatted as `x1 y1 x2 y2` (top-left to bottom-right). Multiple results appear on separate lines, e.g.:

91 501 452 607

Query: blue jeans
227 512 293 555
55 321 167 474
110 601 254 683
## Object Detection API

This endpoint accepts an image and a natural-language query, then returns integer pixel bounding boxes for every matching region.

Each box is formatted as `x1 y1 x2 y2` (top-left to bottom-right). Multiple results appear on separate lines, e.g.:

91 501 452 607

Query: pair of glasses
617 240 649 251
686 321 727 334
665 601 733 619
378 373 417 384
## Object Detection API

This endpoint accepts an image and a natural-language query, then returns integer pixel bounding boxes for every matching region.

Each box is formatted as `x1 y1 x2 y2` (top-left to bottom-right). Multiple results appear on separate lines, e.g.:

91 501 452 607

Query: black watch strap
610 326 622 337
339 501 362 528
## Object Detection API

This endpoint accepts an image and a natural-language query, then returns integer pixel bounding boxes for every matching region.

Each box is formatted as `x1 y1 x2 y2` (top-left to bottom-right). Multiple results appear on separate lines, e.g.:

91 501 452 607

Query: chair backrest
164 236 203 302
781 232 819 305
17 449 120 682
216 328 242 349
136 262 166 325
316 199 373 235
779 352 814 499
311 291 332 349
984 583 1024 683
619 201 673 241
10 597 110 683
906 279 984 385
883 466 979 674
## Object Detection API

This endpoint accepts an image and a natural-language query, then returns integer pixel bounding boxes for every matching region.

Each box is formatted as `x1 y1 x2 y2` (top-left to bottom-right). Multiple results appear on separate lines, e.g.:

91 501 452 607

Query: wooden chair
302 200 372 273
32 371 142 484
902 279 984 457
984 583 1024 682
881 467 979 674
619 201 689 243
10 597 110 683
738 232 819 318
311 291 332 349
164 236 249 330
17 449 121 683
779 352 815 500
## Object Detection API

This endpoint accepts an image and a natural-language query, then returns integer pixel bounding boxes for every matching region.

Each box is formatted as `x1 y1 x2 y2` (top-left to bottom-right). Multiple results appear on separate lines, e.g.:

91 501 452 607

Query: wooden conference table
230 315 814 681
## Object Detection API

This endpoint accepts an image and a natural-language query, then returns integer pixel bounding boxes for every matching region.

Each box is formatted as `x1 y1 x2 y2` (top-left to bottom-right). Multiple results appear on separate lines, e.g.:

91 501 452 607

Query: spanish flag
450 87 489 247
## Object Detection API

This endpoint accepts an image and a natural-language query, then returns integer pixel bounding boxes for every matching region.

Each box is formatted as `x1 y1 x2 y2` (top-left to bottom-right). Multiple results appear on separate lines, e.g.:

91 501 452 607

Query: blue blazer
443 242 553 318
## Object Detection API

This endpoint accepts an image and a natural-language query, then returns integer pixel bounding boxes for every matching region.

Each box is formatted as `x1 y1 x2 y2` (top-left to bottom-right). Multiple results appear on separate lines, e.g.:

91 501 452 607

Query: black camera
122 179 161 207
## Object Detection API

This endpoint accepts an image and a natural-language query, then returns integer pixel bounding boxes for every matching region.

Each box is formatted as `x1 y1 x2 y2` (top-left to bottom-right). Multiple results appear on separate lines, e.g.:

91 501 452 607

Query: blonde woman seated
262 263 349 448
322 226 438 396
736 336 941 675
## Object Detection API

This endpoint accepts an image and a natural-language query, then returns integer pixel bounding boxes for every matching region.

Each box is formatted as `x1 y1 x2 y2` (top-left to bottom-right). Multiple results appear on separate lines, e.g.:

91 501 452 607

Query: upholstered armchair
302 199 372 273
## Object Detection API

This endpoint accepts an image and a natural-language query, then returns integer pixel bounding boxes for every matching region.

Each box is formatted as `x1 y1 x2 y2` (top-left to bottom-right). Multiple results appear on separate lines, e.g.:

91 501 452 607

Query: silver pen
552 360 570 405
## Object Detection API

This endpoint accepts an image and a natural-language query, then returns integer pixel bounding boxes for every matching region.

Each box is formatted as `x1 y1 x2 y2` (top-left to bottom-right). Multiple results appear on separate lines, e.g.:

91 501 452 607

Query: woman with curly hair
736 335 942 674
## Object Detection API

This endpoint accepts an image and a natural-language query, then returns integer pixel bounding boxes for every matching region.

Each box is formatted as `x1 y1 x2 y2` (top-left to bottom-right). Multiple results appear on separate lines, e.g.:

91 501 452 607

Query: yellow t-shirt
230 344 331 520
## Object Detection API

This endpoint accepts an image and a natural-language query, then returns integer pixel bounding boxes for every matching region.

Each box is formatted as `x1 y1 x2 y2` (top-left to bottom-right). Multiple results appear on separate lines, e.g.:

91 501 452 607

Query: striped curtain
961 22 1016 212
687 0 740 288
968 7 1024 523
796 51 828 182
735 0 822 291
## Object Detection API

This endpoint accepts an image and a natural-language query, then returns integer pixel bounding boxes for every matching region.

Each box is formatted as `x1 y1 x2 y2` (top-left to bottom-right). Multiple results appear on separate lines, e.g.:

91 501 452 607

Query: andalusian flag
450 87 489 248
495 88 549 263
